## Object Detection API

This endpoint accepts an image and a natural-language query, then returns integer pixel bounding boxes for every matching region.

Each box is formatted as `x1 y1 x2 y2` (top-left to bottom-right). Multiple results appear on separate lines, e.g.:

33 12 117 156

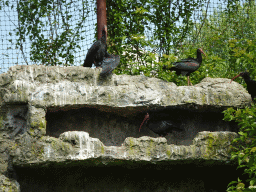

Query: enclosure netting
0 0 97 73
0 0 249 74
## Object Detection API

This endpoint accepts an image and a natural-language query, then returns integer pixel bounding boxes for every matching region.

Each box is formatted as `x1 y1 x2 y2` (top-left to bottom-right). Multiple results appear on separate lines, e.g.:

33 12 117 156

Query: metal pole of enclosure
97 0 107 40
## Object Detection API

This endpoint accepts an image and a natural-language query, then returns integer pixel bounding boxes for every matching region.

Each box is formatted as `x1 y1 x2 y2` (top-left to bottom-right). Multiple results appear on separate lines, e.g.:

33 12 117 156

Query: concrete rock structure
0 65 251 191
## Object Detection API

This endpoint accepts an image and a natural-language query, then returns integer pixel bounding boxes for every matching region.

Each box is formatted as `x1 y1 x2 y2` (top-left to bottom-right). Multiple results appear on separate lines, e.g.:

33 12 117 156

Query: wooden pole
97 0 107 40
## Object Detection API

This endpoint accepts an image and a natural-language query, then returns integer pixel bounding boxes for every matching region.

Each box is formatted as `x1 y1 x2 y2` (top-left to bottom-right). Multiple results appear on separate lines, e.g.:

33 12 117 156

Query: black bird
230 72 256 101
139 112 183 137
100 55 120 77
163 48 206 86
83 25 111 68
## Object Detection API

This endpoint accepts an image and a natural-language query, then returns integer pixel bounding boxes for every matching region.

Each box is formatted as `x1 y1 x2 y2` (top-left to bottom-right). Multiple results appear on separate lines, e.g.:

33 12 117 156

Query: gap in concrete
46 107 238 146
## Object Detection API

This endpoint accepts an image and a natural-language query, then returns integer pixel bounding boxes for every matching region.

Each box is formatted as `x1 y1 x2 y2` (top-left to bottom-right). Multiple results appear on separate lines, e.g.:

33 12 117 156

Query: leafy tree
177 1 256 85
107 0 256 86
107 0 207 78
15 0 90 66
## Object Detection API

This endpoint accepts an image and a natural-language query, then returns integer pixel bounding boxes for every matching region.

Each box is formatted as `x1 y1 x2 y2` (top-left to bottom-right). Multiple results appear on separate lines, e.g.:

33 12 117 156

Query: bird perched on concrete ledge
230 71 256 102
83 25 120 76
163 48 206 86
83 25 111 68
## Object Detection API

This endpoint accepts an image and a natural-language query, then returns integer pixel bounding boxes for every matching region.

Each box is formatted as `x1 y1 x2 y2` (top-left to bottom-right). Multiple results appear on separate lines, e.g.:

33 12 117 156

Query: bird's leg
187 76 193 86
187 76 190 86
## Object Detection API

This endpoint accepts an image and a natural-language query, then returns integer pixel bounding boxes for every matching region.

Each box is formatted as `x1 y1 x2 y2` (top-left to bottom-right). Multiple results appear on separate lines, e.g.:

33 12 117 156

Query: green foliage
223 104 256 191
107 0 256 86
180 1 256 85
16 0 89 66
107 0 206 79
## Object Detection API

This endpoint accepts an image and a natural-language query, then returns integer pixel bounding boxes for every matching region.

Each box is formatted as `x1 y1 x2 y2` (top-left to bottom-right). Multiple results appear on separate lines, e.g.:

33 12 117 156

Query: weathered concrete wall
0 65 251 192
0 65 251 112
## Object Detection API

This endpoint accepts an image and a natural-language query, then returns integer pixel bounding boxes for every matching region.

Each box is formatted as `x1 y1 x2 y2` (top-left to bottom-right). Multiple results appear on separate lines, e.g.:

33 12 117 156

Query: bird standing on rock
83 25 111 68
139 112 183 137
230 72 256 102
83 25 120 76
163 48 206 86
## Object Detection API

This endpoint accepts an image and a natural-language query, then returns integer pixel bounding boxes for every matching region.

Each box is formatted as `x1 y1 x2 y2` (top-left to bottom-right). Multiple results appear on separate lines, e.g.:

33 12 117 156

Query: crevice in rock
46 106 238 146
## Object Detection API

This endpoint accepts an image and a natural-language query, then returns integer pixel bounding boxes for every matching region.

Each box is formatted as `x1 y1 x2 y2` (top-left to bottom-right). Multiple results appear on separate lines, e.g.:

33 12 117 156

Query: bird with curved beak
163 48 206 86
139 112 183 137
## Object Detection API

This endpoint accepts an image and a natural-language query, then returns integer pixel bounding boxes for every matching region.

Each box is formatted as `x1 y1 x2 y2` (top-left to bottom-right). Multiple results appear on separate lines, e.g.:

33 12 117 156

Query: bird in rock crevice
139 111 183 137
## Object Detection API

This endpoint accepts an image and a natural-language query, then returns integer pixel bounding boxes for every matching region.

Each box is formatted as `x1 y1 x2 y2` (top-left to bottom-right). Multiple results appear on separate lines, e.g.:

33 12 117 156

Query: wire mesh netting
0 0 97 74
0 0 253 75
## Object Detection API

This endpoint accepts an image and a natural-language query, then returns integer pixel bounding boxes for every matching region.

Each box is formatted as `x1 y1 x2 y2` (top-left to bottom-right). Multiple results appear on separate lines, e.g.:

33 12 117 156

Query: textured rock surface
9 131 241 191
0 174 20 192
11 131 237 166
0 65 250 191
0 65 251 115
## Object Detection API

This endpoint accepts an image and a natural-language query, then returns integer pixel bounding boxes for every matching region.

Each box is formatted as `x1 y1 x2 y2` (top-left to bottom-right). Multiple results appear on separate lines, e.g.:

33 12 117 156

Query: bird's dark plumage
163 48 206 86
139 112 183 137
231 72 256 101
100 55 120 77
83 25 111 68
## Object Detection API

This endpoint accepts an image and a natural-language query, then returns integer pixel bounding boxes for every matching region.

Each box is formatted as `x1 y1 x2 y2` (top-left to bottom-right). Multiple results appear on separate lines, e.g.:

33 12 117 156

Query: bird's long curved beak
139 113 149 132
198 48 206 57
230 74 241 83
201 50 206 57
